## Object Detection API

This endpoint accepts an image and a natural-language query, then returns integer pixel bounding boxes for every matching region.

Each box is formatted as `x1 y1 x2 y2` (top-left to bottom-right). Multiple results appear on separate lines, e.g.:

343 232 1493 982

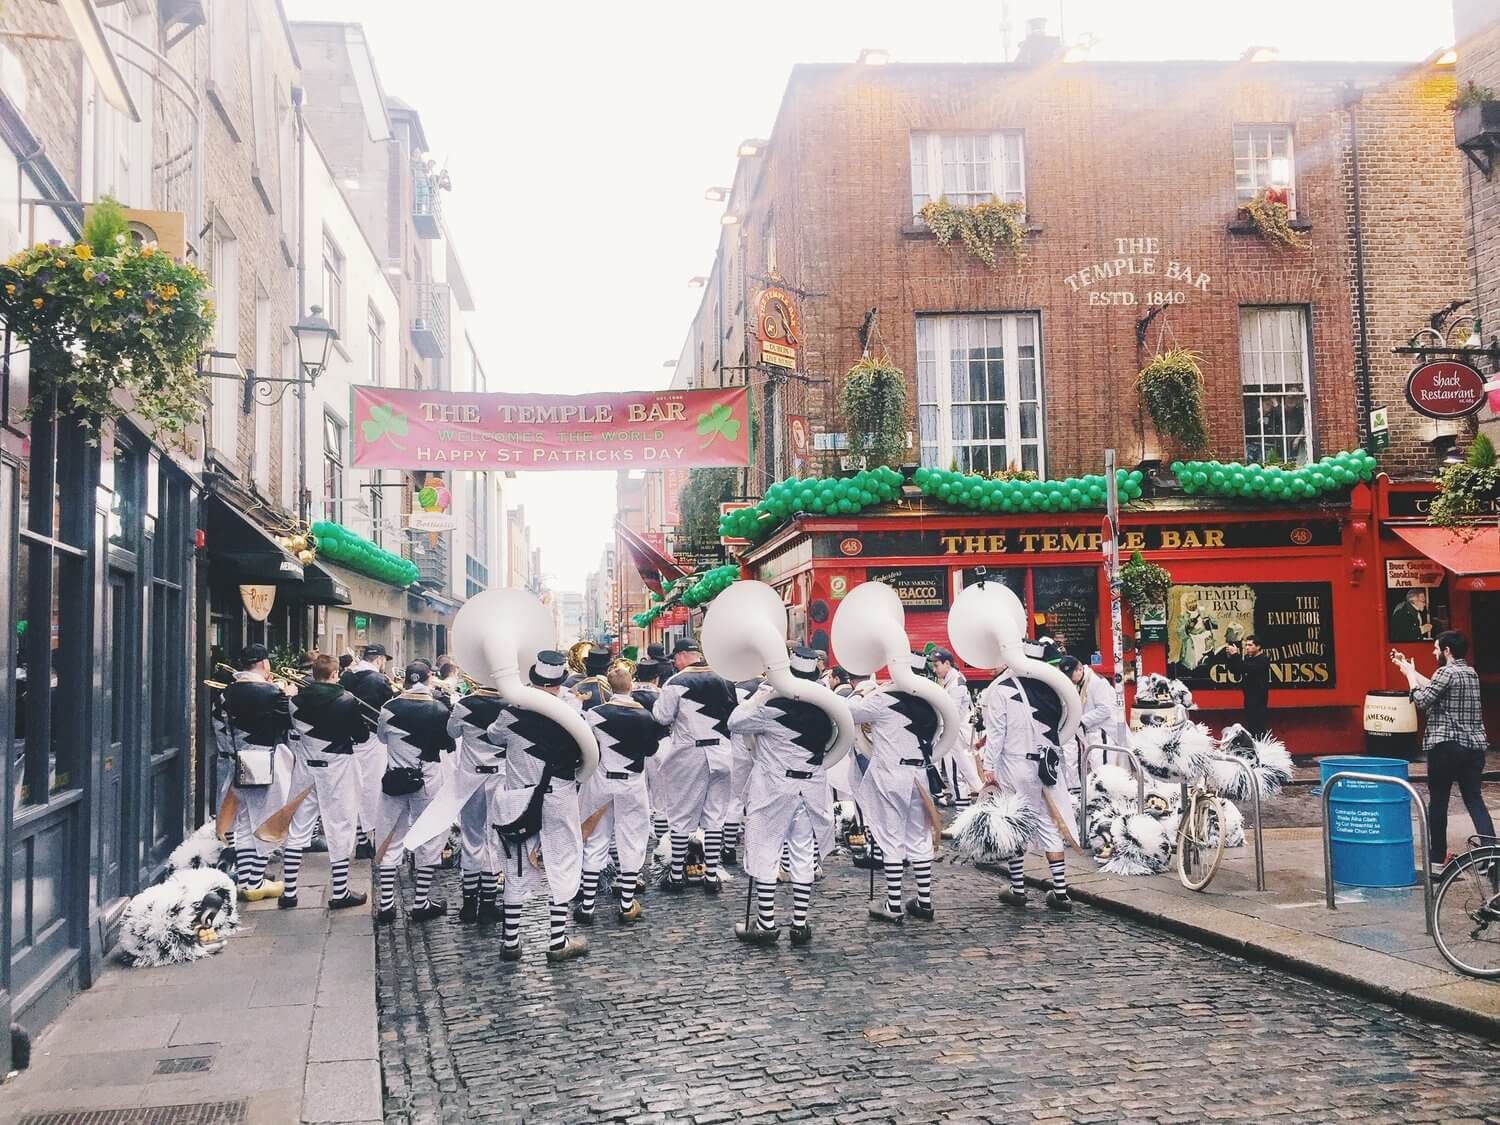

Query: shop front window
917 313 1043 476
1240 306 1312 466
322 411 345 518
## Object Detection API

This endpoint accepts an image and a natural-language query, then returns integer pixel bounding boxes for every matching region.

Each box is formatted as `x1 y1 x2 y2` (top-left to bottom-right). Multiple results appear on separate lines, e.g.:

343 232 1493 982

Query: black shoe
702 875 723 895
499 943 523 962
789 922 813 946
998 888 1029 909
376 906 397 924
328 891 367 910
659 878 688 894
410 900 448 922
721 846 738 867
868 904 904 924
1045 891 1074 912
477 898 501 925
458 893 479 923
277 893 299 910
905 897 935 922
572 904 596 926
851 852 880 870
734 921 781 945
355 839 375 860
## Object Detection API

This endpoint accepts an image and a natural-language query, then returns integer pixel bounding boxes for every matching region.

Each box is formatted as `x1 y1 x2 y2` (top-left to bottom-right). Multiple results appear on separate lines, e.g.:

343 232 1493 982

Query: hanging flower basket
1429 434 1499 527
1136 348 1210 451
1240 190 1307 250
0 197 214 441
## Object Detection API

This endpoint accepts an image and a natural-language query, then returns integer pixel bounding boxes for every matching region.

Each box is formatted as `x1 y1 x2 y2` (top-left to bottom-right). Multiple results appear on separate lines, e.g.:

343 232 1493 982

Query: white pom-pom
167 822 230 873
1205 800 1245 847
951 791 1042 863
119 868 238 967
1088 762 1139 803
1133 722 1212 782
1099 812 1175 875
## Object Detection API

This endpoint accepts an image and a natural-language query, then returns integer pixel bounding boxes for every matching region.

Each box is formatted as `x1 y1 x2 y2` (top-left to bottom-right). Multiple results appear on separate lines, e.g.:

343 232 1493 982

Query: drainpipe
293 85 311 646
1346 84 1374 451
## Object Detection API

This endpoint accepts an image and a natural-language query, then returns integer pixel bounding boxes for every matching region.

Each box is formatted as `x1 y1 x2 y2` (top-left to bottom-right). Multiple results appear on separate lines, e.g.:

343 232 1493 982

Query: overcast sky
287 0 1453 596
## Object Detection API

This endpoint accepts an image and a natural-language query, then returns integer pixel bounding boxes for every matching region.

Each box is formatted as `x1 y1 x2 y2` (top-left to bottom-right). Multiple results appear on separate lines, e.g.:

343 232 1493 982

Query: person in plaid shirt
1392 631 1494 868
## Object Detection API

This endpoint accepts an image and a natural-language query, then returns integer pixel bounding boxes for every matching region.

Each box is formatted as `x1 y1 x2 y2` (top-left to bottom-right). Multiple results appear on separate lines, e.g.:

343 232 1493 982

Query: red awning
1390 525 1500 591
615 521 689 596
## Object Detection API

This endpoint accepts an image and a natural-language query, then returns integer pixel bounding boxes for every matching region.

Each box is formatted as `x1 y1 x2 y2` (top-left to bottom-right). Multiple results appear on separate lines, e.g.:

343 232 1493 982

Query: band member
284 654 369 910
488 650 590 962
1060 655 1124 784
728 647 835 946
446 682 508 923
633 648 670 845
575 664 666 925
929 648 982 807
723 677 761 869
570 645 612 710
218 644 293 901
373 663 455 923
342 644 397 856
653 637 738 892
847 653 946 924
980 663 1074 912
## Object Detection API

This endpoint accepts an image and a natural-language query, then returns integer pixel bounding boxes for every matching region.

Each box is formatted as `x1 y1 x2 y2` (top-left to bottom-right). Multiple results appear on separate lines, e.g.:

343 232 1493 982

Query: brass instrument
566 640 593 677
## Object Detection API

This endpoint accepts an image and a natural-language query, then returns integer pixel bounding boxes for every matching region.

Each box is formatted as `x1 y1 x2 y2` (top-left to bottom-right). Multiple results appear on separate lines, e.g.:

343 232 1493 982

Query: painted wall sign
866 566 949 610
1166 582 1335 690
1386 490 1497 518
1404 361 1486 419
351 385 750 471
239 584 276 622
756 287 800 370
1060 235 1212 308
1385 558 1446 589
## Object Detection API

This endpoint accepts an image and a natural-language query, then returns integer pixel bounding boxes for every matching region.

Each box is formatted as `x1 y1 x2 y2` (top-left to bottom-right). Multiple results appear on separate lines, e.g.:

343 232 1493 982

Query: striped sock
282 848 303 898
652 813 669 840
413 866 435 909
912 859 933 909
618 870 638 910
780 843 791 876
1048 857 1069 899
378 865 397 911
792 881 812 926
580 869 600 913
234 846 252 888
223 830 236 851
502 902 522 947
724 821 739 850
755 879 776 930
548 900 569 949
883 860 904 914
479 872 498 903
330 859 350 900
670 832 688 882
1008 855 1027 895
704 829 723 880
461 871 480 899
609 843 620 869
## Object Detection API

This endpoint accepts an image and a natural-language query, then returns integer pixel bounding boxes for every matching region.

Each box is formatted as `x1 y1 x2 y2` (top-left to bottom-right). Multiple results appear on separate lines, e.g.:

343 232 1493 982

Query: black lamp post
292 305 338 383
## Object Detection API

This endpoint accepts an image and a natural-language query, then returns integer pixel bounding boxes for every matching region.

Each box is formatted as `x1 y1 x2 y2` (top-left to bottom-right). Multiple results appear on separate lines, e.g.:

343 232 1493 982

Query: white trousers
286 751 359 861
856 762 934 863
743 768 833 883
494 781 583 905
458 768 501 874
579 772 651 873
998 754 1072 854
375 770 445 869
939 738 984 798
352 737 385 836
658 743 731 834
225 745 294 858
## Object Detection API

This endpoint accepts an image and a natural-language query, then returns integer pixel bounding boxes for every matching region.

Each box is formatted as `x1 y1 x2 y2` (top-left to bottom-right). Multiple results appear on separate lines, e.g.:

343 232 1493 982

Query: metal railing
1320 770 1432 935
412 168 443 237
409 282 450 359
1205 754 1266 891
1078 741 1148 854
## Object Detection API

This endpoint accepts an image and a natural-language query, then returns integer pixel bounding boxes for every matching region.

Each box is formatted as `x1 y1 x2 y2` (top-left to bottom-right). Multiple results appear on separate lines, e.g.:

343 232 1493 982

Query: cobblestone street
376 853 1500 1124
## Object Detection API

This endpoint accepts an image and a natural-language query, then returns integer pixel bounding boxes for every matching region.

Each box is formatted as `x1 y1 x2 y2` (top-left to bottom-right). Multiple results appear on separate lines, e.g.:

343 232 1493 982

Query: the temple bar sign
1061 235 1212 308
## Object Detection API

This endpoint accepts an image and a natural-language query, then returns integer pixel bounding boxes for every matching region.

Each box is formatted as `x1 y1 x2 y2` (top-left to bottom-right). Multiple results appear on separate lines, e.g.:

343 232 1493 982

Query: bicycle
1176 774 1228 891
1432 834 1500 978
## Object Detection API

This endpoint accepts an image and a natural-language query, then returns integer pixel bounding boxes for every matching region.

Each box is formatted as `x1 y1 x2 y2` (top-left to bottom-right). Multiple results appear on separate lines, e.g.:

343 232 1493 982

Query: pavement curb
1025 871 1500 1042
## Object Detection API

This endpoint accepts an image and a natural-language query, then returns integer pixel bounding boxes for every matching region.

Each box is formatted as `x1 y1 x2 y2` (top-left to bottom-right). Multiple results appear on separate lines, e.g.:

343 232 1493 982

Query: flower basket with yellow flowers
0 196 214 441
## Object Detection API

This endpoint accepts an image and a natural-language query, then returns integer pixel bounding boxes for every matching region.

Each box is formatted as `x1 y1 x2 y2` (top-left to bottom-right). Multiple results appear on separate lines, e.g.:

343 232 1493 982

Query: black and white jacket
653 663 738 754
220 676 292 750
447 692 507 771
586 695 667 777
375 684 454 770
289 682 366 757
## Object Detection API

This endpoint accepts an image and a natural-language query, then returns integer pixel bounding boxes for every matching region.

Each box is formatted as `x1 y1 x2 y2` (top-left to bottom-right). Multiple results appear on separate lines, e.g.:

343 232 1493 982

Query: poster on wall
1385 559 1448 643
1166 582 1335 690
867 566 948 610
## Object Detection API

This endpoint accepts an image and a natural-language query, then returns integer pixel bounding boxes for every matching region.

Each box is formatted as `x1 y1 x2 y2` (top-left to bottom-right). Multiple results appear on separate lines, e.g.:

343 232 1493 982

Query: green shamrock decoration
696 402 740 449
361 403 408 449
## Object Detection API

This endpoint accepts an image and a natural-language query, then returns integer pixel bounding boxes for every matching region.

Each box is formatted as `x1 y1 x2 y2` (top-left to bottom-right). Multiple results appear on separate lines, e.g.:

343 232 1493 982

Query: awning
289 562 352 607
203 494 304 583
1390 525 1500 591
616 521 689 595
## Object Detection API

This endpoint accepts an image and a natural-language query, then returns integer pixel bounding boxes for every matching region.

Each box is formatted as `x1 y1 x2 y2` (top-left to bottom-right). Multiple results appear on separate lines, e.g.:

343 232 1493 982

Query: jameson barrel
1321 756 1415 888
1363 690 1419 760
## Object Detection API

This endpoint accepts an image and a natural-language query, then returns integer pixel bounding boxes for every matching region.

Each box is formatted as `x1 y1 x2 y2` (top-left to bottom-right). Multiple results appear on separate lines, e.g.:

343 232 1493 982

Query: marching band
206 577 1085 963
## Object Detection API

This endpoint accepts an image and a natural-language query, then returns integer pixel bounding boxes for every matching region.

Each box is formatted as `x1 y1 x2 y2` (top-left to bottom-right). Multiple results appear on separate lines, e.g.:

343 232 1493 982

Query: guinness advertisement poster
1167 582 1335 690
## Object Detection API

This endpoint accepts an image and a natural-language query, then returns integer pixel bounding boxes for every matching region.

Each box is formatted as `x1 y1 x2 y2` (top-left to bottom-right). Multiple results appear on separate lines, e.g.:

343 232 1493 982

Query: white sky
287 0 1453 595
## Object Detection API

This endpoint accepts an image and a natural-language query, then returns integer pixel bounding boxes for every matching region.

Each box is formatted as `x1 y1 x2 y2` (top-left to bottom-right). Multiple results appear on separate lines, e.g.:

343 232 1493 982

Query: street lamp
293 305 338 382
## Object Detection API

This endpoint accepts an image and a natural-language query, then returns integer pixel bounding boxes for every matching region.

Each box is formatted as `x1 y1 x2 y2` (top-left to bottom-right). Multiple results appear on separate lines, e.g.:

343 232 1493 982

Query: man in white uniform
929 649 982 807
446 687 507 924
341 644 396 857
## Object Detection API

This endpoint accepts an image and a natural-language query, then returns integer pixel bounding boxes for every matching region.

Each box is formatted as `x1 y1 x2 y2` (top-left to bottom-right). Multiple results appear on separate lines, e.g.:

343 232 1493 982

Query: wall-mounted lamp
704 186 730 202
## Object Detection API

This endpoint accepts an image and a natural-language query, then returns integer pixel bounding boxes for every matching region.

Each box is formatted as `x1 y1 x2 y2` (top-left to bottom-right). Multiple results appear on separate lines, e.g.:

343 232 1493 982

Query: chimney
1015 17 1063 66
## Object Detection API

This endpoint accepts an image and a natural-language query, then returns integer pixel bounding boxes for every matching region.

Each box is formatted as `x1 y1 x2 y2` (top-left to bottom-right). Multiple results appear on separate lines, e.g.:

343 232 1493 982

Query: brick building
1454 0 1500 450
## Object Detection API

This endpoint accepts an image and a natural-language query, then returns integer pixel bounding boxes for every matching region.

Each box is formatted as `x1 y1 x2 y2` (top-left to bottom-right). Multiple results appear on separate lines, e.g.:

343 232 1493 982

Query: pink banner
350 385 750 472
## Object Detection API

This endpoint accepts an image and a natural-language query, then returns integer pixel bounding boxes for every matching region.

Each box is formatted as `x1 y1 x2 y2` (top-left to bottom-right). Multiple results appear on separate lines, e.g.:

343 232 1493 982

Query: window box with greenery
915 197 1030 268
1453 82 1500 174
0 197 215 441
1136 348 1209 452
1230 189 1308 249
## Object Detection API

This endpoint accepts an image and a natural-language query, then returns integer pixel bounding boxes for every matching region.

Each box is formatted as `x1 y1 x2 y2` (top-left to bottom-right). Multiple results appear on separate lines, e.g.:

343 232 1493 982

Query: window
321 232 344 334
466 474 489 597
917 313 1043 475
368 304 385 386
764 217 777 276
322 411 345 518
1233 125 1295 212
210 224 241 464
910 132 1025 216
1240 306 1312 466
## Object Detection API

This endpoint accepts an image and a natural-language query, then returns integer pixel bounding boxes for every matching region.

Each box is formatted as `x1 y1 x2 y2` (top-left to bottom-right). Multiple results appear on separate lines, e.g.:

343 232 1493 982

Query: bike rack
1320 770 1432 935
1078 742 1148 854
1203 754 1266 892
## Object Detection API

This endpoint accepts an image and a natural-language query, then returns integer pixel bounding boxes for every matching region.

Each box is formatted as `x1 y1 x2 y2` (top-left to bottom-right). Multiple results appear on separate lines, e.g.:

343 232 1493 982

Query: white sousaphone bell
829 580 962 761
946 578 1082 747
700 580 856 768
399 588 601 858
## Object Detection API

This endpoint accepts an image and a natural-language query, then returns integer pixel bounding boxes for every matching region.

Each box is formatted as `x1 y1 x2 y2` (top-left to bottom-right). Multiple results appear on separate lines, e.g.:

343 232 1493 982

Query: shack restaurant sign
351 386 750 471
1404 361 1486 419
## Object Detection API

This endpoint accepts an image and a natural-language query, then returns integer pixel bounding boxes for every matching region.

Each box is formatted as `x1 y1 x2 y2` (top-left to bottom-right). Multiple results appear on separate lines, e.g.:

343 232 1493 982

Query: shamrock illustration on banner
696 401 740 449
361 403 407 450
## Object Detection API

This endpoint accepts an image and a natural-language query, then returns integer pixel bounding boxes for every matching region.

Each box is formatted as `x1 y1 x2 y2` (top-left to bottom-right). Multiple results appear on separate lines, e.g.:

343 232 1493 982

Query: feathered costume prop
1132 720 1214 783
1209 723 1294 800
1098 812 1176 876
119 867 240 968
167 822 234 874
948 790 1042 864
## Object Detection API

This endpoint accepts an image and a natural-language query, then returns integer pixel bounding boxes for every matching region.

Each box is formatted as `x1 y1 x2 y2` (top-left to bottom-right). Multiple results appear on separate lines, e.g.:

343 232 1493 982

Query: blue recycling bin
1321 756 1416 888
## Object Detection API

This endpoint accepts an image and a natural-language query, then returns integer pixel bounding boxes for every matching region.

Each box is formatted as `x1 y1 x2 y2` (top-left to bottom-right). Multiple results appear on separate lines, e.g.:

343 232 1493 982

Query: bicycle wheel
1432 847 1500 978
1177 796 1227 891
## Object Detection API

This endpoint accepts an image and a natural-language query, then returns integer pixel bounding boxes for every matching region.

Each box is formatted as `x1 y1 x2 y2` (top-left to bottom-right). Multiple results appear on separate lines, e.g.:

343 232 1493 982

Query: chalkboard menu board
1033 567 1099 659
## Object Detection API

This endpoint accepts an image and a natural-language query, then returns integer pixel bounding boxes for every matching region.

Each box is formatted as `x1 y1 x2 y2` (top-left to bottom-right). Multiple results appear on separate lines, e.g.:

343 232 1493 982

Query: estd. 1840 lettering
1087 291 1186 307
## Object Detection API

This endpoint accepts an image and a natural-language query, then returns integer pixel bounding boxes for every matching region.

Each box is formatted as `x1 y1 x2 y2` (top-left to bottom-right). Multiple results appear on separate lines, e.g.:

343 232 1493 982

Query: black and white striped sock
704 829 723 880
502 902 522 947
413 865 435 908
479 872 498 903
330 859 350 900
883 859 904 914
1048 857 1069 899
670 832 688 882
779 842 791 876
792 881 812 926
1008 855 1027 895
724 821 739 850
378 865 397 911
618 870 638 910
461 871 480 899
548 900 569 950
579 869 600 913
652 813 669 840
609 843 620 869
235 846 255 888
223 830 236 851
912 859 932 908
281 847 303 897
755 879 776 930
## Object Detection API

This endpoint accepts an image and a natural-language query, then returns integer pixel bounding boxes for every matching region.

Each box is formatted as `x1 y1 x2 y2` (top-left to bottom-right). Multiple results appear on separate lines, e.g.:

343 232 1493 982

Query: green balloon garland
309 520 421 587
1169 450 1376 501
630 564 741 627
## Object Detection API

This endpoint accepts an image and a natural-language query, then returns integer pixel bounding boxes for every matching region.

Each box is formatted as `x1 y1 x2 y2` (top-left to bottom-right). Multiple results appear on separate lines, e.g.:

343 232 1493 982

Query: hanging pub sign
1166 582 1335 690
1404 360 1486 419
756 287 800 370
409 473 457 532
867 566 948 610
239 584 276 622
